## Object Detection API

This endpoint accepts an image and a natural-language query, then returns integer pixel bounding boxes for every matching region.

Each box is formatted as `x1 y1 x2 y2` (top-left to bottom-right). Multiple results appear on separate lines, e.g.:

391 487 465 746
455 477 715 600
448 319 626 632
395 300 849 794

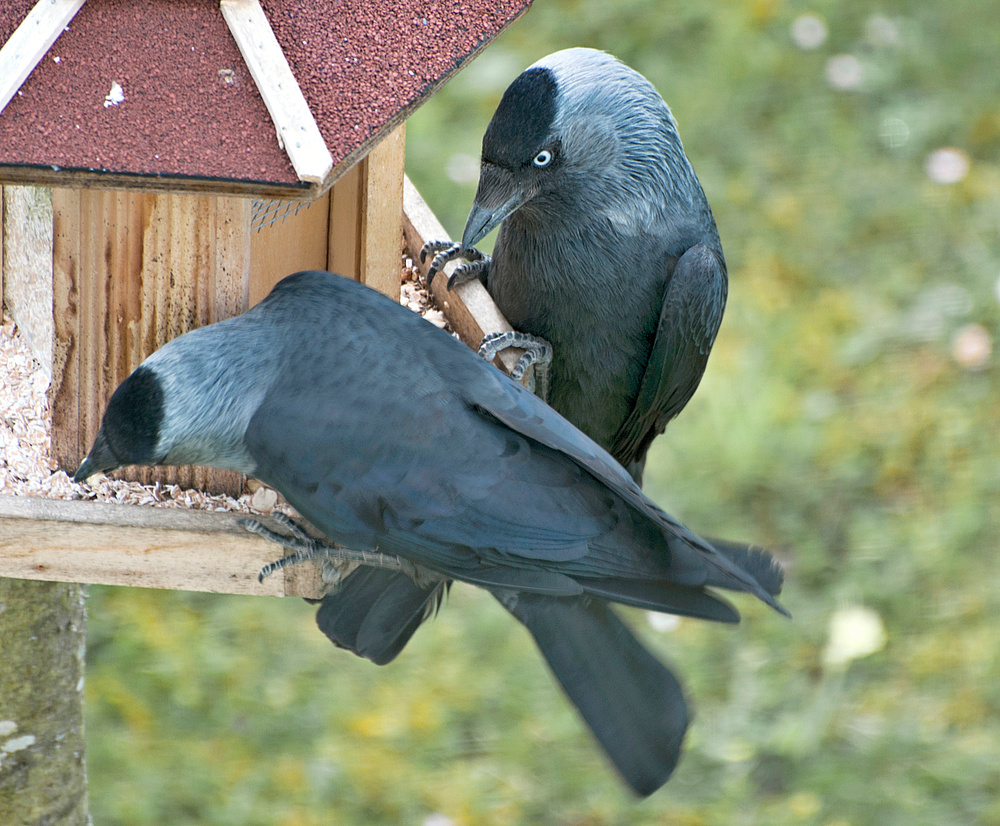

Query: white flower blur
423 815 456 826
825 55 864 91
823 605 887 667
865 15 900 47
926 148 970 185
791 15 828 50
879 117 910 149
951 324 992 370
647 612 681 633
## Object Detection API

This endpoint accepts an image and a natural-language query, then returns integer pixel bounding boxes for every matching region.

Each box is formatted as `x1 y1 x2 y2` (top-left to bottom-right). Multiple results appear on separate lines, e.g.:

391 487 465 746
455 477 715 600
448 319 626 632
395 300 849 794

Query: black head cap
74 365 164 481
482 67 558 168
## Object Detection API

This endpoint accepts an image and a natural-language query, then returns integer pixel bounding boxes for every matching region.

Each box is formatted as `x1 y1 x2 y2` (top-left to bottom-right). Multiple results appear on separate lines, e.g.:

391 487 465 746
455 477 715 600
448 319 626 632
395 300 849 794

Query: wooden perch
0 0 87 118
403 175 526 377
221 0 333 184
0 183 524 597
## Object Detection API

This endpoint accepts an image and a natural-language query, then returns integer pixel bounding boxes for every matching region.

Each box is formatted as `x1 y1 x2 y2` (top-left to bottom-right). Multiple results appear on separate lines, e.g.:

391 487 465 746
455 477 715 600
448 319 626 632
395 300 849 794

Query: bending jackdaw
426 47 726 483
76 271 784 796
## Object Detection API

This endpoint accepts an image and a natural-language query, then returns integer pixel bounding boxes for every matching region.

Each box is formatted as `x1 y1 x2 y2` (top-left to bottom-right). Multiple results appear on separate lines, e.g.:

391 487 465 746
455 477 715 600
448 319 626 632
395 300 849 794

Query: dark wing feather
611 243 727 474
465 367 784 609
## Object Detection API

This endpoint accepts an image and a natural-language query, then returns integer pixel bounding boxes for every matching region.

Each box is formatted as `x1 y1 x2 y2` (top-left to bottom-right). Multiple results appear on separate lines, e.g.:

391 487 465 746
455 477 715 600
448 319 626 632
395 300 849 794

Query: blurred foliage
86 0 1000 823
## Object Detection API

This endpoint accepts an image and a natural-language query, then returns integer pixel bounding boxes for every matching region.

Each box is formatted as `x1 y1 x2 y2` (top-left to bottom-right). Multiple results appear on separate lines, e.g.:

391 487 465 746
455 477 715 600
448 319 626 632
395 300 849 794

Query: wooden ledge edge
0 494 325 598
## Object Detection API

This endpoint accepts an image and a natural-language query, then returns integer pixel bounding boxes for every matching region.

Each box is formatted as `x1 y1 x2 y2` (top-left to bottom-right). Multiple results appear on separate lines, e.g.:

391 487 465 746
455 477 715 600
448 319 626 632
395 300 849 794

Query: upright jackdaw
77 271 784 796
425 47 726 484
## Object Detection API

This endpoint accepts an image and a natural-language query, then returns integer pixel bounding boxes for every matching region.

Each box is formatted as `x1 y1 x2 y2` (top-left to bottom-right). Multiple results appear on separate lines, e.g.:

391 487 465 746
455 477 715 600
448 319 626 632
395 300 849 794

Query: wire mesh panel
250 197 318 232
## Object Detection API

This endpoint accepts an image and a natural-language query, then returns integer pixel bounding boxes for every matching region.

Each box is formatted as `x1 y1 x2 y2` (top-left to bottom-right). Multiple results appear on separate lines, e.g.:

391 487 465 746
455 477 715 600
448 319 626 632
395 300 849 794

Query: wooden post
50 189 251 494
1 186 53 371
0 578 89 826
329 123 405 300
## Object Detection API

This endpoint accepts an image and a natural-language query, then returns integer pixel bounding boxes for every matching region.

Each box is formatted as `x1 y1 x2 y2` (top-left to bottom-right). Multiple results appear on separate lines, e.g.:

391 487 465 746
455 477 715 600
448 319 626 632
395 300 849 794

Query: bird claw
479 331 553 402
241 517 330 582
420 240 491 288
446 258 490 290
241 517 420 585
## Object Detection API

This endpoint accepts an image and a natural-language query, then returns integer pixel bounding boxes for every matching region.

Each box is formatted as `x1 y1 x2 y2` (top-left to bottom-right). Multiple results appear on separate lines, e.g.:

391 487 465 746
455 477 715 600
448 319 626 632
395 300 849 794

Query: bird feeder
0 0 532 497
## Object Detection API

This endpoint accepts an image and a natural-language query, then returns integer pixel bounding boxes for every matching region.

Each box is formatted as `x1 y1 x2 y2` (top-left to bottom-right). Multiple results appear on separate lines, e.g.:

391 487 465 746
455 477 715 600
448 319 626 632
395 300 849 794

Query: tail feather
662 529 789 617
706 537 785 597
314 568 446 665
504 594 688 797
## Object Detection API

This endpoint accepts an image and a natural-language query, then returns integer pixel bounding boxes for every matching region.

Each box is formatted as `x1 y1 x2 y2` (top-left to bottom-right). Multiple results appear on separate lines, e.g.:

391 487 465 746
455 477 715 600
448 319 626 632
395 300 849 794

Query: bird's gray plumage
77 270 783 795
453 47 728 481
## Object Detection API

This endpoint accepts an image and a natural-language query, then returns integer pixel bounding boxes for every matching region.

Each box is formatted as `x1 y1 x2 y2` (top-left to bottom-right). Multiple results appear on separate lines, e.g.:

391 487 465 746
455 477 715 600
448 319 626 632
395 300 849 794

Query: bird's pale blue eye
533 150 553 167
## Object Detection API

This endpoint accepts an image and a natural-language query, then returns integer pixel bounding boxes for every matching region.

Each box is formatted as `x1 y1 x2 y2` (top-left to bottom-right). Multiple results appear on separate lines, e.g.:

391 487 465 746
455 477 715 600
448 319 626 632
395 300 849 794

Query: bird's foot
242 513 418 585
479 331 553 402
419 240 491 289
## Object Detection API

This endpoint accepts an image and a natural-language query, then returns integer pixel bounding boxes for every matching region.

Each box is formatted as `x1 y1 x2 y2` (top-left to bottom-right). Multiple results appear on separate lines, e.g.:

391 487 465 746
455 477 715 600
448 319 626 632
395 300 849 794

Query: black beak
462 163 533 249
74 429 120 483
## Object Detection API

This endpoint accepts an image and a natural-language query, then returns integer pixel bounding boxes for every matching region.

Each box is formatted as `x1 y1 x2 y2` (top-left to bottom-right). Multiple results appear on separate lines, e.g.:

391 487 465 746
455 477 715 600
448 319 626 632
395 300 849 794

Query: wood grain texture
328 163 362 283
220 0 333 185
328 124 405 301
358 123 406 300
50 189 251 494
0 0 86 117
1 185 54 373
0 495 325 597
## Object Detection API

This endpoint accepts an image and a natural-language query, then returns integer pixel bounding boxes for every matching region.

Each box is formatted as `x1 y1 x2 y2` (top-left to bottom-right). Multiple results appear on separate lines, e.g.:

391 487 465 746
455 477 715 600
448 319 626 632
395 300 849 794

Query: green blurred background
85 0 1000 823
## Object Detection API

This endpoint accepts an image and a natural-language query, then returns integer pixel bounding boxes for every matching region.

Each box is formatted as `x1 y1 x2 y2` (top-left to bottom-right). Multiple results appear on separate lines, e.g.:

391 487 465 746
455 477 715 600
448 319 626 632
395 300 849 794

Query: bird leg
479 331 553 402
420 240 492 290
242 512 420 585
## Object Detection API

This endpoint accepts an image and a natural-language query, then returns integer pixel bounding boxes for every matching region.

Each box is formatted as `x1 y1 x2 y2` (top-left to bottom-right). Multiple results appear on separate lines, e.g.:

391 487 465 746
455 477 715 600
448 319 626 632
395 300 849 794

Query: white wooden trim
220 0 333 185
0 0 87 117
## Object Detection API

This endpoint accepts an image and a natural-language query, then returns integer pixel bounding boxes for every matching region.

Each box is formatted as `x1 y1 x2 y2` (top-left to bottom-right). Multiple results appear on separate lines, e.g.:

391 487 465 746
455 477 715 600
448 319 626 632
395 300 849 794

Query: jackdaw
425 47 726 484
76 270 784 796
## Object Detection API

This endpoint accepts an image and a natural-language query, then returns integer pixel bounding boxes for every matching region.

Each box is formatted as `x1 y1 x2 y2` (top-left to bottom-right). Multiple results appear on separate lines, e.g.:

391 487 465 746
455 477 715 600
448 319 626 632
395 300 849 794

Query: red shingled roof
0 0 532 197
